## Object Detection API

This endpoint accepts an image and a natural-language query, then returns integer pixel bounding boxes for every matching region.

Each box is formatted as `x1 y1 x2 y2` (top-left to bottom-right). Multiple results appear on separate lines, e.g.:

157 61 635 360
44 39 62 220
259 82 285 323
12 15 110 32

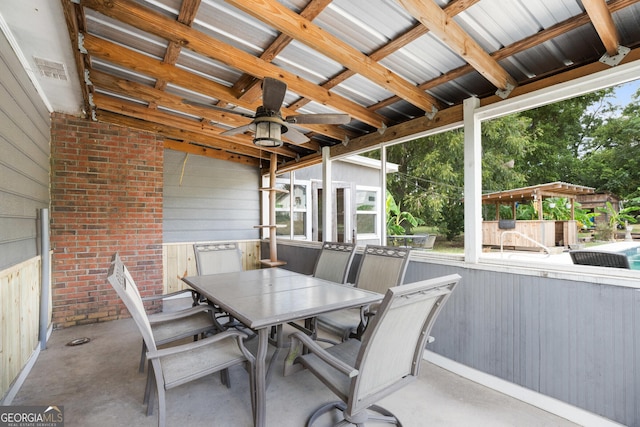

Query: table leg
254 328 268 427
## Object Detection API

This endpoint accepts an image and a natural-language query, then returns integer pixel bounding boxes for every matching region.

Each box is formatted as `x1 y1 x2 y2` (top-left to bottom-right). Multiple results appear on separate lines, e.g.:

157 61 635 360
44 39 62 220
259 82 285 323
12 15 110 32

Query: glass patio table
182 268 382 427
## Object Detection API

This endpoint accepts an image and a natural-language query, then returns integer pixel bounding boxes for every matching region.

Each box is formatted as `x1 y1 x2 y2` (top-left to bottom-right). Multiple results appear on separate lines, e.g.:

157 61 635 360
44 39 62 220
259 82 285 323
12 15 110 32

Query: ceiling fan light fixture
254 120 283 147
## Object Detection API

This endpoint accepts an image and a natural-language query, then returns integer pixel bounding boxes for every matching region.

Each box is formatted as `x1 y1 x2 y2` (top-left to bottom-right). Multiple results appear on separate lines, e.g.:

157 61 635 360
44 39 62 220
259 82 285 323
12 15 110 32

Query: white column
381 145 388 245
322 146 332 242
463 97 482 263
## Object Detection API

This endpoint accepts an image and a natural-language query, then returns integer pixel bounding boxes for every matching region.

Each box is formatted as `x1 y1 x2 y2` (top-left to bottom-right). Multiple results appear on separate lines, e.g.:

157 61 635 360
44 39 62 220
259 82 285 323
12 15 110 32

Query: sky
583 78 640 119
610 79 640 107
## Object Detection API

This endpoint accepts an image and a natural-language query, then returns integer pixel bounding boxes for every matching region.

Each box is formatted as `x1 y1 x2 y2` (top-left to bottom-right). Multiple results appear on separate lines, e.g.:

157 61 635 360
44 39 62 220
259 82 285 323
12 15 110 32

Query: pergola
482 181 596 221
480 182 595 249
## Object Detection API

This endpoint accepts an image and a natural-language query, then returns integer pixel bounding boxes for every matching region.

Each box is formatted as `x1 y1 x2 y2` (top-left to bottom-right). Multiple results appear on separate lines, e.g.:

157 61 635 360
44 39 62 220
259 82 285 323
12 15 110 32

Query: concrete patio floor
10 311 581 427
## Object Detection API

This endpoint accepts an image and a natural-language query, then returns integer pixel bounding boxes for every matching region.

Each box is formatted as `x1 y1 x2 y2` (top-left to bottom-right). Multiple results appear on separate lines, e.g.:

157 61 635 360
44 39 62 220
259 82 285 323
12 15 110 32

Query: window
274 180 310 240
356 187 379 239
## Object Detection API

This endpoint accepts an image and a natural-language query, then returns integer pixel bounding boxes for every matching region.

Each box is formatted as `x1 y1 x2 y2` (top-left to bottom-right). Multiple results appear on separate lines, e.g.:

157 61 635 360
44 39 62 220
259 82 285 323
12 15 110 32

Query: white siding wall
0 30 50 270
163 150 260 242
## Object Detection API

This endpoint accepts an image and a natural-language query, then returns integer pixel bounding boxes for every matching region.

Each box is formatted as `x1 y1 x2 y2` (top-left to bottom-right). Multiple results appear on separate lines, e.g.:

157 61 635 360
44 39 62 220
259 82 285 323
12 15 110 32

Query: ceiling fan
185 77 350 147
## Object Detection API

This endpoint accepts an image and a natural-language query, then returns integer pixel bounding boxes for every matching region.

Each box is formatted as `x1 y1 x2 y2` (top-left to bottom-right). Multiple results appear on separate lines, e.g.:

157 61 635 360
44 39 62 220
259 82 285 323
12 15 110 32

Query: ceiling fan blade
285 113 351 125
221 124 254 136
183 99 255 118
261 77 287 111
282 127 310 144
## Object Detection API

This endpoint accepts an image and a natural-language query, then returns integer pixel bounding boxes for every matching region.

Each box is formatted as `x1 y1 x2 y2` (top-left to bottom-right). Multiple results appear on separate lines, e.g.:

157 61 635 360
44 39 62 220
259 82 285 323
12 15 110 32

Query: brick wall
50 113 164 328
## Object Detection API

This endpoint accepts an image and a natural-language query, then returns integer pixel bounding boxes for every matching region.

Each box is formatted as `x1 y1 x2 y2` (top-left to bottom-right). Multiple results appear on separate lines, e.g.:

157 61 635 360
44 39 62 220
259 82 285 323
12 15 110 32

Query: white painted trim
476 57 640 121
463 97 482 263
381 146 388 244
322 147 333 242
423 350 625 427
339 155 399 173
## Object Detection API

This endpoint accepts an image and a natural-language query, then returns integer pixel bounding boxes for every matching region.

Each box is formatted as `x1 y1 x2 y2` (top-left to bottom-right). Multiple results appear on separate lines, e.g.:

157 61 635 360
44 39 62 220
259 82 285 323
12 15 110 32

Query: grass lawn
410 226 465 253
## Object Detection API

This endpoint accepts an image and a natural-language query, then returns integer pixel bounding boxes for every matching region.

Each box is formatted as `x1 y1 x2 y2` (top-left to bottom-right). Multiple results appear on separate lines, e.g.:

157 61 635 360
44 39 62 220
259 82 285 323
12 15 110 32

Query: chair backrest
570 250 630 269
107 253 158 352
348 274 460 416
193 242 243 275
312 242 356 284
354 245 410 294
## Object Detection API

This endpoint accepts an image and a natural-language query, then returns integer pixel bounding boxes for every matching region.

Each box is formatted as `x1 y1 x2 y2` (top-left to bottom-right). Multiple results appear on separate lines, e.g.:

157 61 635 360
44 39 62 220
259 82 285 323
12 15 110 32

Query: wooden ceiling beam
290 0 480 112
93 93 299 158
80 0 386 129
224 0 441 114
395 0 517 93
90 70 334 152
96 111 263 166
163 139 261 166
81 34 349 143
233 0 333 102
581 0 621 56
370 0 637 111
150 0 201 95
90 71 249 129
280 45 640 172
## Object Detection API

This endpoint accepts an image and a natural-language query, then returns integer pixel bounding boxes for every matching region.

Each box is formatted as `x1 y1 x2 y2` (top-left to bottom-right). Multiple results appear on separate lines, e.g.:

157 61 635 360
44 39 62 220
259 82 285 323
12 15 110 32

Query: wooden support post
258 152 286 267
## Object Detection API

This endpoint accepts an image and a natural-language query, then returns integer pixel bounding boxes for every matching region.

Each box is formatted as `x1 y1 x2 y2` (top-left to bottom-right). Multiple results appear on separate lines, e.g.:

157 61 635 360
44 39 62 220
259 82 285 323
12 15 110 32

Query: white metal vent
33 57 68 81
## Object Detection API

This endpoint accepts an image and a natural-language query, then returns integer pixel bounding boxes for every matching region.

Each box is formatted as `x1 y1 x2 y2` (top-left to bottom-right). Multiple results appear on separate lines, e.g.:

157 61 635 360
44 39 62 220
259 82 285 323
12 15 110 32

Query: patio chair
312 241 357 284
314 245 411 342
420 234 436 250
193 242 246 332
284 274 461 426
569 250 630 269
289 242 358 339
107 254 255 427
109 254 218 374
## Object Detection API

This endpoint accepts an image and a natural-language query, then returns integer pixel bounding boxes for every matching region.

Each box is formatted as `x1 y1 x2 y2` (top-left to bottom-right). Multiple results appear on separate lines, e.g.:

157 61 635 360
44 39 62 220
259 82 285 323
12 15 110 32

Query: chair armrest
147 304 213 324
147 330 254 363
284 331 358 378
142 288 198 302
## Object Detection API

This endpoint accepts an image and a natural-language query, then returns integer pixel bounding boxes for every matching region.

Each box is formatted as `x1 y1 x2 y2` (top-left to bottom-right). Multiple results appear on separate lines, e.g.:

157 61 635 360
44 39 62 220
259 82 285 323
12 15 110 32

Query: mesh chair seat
149 310 215 344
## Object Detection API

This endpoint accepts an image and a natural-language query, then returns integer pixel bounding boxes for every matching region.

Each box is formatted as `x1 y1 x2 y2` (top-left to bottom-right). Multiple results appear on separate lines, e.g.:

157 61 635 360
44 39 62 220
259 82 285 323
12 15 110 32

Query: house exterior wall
285 158 389 244
50 113 164 328
293 159 383 185
163 150 260 242
0 29 51 401
0 30 51 270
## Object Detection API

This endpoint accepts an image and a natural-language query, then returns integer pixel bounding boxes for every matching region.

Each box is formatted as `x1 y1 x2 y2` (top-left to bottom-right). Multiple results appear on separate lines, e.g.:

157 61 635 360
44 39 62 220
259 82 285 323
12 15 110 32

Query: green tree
518 89 612 185
380 84 637 242
386 115 531 240
577 88 640 198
